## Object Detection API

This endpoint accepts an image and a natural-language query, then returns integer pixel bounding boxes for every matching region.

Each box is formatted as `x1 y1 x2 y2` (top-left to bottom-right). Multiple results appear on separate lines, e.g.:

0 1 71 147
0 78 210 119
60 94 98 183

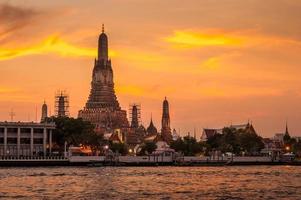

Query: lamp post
103 145 109 156
64 141 67 158
285 146 290 152
128 148 133 156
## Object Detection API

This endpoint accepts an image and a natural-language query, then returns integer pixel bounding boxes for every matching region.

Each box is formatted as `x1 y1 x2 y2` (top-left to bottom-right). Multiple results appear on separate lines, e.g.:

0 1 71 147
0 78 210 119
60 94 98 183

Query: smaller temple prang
161 97 172 143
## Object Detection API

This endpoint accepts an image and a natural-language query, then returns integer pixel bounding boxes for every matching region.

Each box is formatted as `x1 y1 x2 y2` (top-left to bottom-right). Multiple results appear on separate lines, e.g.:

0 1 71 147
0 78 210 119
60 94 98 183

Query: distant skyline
1 0 301 137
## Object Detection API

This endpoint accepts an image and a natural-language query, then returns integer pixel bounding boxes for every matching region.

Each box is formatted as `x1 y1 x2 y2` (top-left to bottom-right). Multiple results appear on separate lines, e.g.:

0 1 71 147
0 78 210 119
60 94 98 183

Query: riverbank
0 156 300 167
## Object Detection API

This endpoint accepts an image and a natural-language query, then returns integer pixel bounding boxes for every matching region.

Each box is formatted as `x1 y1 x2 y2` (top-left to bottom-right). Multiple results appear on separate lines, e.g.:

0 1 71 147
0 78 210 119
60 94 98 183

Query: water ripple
0 166 300 199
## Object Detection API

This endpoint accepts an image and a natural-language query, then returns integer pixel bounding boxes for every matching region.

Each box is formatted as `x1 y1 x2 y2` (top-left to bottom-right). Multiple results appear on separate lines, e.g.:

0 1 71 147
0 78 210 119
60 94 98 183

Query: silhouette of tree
110 142 128 155
205 127 264 155
138 141 157 155
170 136 203 156
48 116 103 153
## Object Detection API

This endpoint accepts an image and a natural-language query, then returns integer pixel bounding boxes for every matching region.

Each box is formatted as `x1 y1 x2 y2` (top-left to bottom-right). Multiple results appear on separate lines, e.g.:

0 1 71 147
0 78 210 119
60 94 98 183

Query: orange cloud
0 35 97 60
200 52 241 71
165 29 301 49
0 35 118 61
0 87 18 94
0 86 31 102
165 30 243 48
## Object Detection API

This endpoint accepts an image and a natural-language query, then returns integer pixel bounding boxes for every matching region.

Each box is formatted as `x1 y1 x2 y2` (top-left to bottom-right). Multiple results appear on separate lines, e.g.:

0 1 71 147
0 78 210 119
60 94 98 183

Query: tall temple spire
194 127 196 139
285 121 289 135
98 24 108 61
85 26 120 110
283 120 291 143
130 104 139 128
78 27 129 131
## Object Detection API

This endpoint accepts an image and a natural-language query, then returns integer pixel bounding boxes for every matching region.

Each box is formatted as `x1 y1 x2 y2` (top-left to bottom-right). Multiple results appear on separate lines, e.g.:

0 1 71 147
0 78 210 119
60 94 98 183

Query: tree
292 141 301 157
170 136 203 156
183 136 203 156
49 116 103 154
206 133 223 153
284 132 291 144
222 128 240 154
239 130 264 155
110 142 128 155
205 127 264 156
138 141 157 155
170 138 185 153
85 131 105 153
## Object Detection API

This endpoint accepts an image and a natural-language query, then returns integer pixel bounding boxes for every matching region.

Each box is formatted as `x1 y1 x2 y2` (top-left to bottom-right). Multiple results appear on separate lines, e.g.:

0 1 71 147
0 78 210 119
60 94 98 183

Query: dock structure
0 122 56 158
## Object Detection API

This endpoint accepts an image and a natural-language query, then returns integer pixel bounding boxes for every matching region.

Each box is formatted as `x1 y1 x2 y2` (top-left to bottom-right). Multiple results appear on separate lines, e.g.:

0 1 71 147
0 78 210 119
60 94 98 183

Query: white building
0 122 55 158
274 133 284 143
172 129 180 141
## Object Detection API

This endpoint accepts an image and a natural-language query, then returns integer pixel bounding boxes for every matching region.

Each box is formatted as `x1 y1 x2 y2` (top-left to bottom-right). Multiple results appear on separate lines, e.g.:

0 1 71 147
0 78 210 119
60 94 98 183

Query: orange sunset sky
0 0 301 138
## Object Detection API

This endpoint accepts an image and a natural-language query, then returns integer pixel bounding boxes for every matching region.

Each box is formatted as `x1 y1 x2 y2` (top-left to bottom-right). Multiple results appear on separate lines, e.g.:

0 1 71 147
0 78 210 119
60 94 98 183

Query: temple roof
147 118 157 135
109 132 122 143
202 129 219 139
126 132 142 145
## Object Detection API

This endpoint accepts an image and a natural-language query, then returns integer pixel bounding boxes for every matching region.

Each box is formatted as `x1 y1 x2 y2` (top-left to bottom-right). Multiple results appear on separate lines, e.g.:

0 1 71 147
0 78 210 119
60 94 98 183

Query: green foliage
206 134 222 150
206 127 264 155
292 141 301 157
170 138 186 153
239 130 264 154
49 117 104 152
170 136 203 156
138 141 157 155
110 142 128 155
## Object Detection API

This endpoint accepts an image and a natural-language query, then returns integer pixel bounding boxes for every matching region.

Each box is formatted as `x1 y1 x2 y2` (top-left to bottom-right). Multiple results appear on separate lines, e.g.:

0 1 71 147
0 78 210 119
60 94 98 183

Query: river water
0 166 300 199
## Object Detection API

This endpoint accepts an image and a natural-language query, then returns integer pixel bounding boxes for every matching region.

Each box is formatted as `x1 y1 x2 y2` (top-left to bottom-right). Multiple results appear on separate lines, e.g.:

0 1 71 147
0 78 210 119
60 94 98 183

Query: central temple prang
78 25 129 131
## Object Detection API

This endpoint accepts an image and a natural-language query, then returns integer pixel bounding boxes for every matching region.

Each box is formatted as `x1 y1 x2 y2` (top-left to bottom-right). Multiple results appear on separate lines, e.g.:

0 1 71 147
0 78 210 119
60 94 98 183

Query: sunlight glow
0 35 114 60
165 31 242 48
115 85 145 96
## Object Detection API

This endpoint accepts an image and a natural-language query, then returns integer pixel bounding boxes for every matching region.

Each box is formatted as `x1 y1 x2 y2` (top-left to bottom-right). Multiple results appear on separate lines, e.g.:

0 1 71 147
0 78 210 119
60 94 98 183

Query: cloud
0 3 40 42
0 3 72 47
0 35 100 60
0 34 162 61
165 29 301 49
165 30 243 48
0 86 31 102
0 3 37 21
200 52 241 71
0 86 19 94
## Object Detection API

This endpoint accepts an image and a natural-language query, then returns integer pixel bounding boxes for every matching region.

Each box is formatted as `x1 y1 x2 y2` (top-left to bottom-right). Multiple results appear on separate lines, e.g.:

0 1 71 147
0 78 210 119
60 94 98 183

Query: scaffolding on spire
129 103 141 128
9 109 15 122
55 90 69 117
